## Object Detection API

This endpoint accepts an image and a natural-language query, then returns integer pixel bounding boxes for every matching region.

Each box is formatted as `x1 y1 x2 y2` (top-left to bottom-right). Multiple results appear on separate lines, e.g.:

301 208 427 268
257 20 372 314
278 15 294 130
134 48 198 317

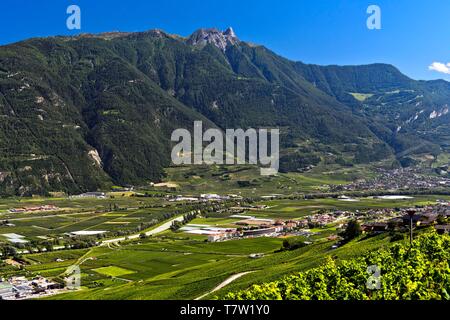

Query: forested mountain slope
0 28 447 195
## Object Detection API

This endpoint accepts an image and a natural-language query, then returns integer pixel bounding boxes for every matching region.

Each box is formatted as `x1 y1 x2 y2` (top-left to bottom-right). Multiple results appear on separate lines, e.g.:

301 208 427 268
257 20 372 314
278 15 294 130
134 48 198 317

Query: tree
437 215 447 225
1 245 17 258
342 220 362 241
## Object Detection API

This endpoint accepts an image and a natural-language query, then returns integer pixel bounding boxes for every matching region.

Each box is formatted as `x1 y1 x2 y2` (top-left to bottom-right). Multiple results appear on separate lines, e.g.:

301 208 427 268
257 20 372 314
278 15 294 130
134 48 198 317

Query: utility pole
407 209 416 246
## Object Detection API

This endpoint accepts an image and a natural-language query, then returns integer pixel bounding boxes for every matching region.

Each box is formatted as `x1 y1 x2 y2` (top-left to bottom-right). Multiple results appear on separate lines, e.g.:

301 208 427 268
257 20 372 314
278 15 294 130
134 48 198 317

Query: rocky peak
187 27 239 51
223 27 236 38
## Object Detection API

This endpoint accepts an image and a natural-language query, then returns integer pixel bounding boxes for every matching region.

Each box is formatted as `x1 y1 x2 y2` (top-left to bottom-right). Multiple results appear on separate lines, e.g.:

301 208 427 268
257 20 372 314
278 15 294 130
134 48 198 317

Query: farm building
0 283 15 300
435 225 450 235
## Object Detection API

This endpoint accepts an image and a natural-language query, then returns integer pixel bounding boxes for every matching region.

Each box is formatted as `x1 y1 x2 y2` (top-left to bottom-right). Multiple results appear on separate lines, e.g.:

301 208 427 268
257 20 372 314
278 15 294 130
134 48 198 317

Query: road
6 211 98 221
100 215 184 245
195 271 255 300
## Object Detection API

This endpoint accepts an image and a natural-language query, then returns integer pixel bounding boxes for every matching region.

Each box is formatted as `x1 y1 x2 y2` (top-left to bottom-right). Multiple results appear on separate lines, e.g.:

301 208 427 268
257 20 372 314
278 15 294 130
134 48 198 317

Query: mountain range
0 27 448 195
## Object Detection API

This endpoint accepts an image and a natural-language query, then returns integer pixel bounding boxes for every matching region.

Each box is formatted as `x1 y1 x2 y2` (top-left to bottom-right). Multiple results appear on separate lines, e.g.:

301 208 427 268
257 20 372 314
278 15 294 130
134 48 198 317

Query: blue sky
1 0 449 80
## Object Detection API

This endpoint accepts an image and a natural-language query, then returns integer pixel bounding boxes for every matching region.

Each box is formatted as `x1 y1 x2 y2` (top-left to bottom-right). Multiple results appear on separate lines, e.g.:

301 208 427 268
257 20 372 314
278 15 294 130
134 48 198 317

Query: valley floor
1 166 449 300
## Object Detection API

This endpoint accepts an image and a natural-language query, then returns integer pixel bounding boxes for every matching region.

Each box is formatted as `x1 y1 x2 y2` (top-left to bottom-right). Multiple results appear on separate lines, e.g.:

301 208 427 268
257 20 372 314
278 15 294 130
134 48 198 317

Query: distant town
177 201 450 243
331 168 450 192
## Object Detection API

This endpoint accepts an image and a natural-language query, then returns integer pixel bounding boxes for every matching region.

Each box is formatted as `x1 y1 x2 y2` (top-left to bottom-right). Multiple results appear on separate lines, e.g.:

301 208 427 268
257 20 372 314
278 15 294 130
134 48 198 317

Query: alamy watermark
366 265 382 290
64 265 81 290
171 121 279 176
66 5 81 30
367 5 382 30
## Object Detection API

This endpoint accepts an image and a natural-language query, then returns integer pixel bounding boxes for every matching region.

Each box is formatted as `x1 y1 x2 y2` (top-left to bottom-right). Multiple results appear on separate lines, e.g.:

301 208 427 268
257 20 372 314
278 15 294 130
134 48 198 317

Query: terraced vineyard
224 232 450 300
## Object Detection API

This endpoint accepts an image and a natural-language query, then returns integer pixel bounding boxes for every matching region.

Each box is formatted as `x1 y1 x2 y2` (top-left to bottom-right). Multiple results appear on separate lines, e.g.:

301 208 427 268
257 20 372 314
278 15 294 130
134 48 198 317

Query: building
200 194 222 200
207 230 240 242
0 283 15 300
170 196 199 202
71 192 106 199
12 285 33 298
243 227 277 237
31 277 63 290
249 253 264 259
1 276 64 300
8 205 59 213
207 234 225 242
402 212 438 227
236 218 275 227
362 222 389 233
435 225 450 235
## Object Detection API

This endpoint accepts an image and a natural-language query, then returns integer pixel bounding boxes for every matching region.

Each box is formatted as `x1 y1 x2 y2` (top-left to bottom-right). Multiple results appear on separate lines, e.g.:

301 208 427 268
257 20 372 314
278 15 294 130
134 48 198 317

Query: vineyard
224 231 450 300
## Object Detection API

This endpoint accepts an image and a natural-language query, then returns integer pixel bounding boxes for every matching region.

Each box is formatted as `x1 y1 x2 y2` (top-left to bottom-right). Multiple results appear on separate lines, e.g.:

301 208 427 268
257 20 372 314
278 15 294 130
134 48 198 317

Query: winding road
100 215 184 245
195 271 255 300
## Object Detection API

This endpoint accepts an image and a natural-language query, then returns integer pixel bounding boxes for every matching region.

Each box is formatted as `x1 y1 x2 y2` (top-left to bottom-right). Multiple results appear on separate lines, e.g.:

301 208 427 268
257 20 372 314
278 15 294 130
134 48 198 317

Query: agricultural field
163 163 376 196
1 163 449 301
0 195 183 244
349 92 374 102
432 153 450 168
36 231 398 300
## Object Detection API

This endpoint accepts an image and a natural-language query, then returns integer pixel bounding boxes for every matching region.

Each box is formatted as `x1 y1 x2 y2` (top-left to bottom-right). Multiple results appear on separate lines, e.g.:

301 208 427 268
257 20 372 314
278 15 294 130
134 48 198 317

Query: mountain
294 62 450 158
0 27 447 195
187 27 239 51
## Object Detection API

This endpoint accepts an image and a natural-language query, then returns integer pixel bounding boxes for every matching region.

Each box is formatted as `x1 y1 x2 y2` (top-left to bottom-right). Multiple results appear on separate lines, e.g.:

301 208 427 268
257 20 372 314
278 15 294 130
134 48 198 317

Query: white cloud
429 61 450 74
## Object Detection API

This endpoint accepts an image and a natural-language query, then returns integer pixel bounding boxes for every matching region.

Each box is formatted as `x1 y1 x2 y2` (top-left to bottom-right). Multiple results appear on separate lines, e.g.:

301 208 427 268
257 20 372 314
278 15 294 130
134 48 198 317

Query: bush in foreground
224 231 450 300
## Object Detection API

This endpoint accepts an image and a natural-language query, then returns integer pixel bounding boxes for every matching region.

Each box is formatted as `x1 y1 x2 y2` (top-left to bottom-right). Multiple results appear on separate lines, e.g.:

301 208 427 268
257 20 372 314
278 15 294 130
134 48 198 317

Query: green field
349 92 374 102
163 163 376 196
93 266 136 277
39 232 397 300
1 192 446 300
0 196 181 243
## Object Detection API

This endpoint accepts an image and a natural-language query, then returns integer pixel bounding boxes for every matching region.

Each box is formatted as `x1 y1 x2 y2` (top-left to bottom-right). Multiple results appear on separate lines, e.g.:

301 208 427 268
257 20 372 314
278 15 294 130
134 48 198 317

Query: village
177 200 450 243
330 168 450 192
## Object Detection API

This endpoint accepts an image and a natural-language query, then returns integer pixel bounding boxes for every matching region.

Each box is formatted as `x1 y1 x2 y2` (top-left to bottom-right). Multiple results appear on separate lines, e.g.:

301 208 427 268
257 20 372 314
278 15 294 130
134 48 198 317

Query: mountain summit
187 27 239 51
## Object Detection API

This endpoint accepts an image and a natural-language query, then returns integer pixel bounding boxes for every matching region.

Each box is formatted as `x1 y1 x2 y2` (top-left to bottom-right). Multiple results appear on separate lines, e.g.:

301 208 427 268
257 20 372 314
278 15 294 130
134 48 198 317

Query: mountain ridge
0 27 448 195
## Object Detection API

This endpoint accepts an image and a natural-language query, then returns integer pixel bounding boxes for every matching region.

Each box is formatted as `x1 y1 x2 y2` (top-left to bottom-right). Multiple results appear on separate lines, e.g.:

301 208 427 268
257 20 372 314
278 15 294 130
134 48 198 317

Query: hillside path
195 271 255 300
